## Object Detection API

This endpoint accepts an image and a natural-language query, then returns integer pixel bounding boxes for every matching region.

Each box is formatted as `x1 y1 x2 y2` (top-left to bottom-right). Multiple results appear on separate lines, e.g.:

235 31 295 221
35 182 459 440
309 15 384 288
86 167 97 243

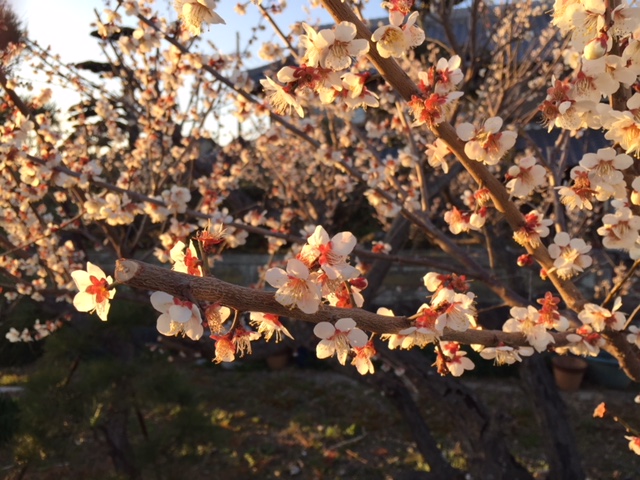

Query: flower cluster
409 56 464 127
265 225 360 314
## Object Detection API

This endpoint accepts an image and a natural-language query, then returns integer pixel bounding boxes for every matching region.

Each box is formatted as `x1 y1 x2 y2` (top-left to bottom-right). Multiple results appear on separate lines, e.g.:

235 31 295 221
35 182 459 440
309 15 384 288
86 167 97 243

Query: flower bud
583 33 609 60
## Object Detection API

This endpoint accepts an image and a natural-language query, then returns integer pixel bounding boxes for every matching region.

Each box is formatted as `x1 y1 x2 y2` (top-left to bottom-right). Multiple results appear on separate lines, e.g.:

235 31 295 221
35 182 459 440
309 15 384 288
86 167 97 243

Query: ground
0 355 639 479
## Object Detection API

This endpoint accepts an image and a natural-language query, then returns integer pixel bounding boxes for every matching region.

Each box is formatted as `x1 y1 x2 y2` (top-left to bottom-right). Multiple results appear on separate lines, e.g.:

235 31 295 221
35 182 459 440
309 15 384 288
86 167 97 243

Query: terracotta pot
266 352 290 370
552 355 588 391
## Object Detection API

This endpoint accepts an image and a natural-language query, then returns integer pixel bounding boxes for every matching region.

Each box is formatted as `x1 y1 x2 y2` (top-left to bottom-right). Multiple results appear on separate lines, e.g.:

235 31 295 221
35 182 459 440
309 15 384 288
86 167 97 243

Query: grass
0 356 639 479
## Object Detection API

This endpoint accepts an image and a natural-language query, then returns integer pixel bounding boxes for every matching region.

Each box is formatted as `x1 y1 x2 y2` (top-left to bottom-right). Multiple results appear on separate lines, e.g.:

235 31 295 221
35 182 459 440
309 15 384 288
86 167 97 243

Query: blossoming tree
2 0 640 476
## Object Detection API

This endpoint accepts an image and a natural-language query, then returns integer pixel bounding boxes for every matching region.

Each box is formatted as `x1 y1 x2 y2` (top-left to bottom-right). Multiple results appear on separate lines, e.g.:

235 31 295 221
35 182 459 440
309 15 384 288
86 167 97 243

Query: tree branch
114 258 575 348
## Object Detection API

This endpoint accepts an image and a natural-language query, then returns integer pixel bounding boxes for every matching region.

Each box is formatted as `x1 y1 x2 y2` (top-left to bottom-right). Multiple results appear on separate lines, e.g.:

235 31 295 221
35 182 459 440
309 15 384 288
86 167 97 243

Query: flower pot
552 355 588 392
266 352 290 370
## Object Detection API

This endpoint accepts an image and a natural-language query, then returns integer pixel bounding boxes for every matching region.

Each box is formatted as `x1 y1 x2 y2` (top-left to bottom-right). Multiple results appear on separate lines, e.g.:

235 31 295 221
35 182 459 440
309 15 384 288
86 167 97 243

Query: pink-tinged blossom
579 148 632 201
456 117 517 165
625 436 640 456
265 258 322 314
558 166 595 211
425 138 452 173
351 341 376 375
371 11 424 58
627 325 640 349
506 156 547 198
161 185 191 214
204 303 231 334
513 210 553 247
537 292 570 332
631 177 640 206
170 240 203 276
71 262 115 322
299 225 358 280
314 318 368 365
299 22 369 71
409 91 463 127
556 326 604 357
417 56 464 95
435 289 477 332
548 232 592 279
174 0 225 36
503 306 555 352
597 201 640 251
393 304 444 350
476 344 534 366
210 332 236 363
603 94 640 156
150 291 203 341
260 76 304 118
341 73 379 109
5 327 32 343
249 312 294 342
424 272 470 306
438 342 475 377
578 298 626 332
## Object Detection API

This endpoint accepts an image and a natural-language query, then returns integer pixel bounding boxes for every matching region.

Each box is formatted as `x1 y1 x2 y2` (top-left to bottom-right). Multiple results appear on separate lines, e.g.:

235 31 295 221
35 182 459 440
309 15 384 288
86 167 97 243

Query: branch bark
115 258 575 348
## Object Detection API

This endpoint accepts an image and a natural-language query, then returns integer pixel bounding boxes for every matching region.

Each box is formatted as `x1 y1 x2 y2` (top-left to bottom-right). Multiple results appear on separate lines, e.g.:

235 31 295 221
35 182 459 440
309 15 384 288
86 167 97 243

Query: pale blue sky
10 0 386 141
12 1 386 67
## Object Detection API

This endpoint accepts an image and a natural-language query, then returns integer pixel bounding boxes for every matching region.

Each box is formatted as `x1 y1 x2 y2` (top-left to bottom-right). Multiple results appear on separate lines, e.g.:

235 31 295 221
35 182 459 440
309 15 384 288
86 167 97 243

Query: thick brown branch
115 258 574 348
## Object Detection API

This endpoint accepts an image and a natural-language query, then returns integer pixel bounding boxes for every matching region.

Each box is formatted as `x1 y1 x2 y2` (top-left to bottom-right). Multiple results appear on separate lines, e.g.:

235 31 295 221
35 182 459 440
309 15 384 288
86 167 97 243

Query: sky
12 0 387 66
9 0 386 141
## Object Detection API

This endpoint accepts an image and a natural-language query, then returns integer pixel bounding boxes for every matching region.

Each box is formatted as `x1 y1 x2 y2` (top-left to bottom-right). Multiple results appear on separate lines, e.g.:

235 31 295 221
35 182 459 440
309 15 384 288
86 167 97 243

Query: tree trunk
520 355 585 479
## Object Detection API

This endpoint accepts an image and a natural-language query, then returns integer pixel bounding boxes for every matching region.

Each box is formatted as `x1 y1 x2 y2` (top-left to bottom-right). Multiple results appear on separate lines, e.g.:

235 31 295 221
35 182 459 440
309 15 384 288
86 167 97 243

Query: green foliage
7 304 227 477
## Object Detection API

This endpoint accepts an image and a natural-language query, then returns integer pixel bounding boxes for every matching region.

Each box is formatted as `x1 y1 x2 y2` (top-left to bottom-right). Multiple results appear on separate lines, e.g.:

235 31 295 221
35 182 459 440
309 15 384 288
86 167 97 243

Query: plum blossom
597 201 640 250
314 318 368 365
627 325 640 348
556 326 604 357
426 138 451 173
603 94 640 156
394 304 445 349
299 225 358 280
537 292 570 332
170 240 202 276
437 342 475 377
300 22 369 71
71 262 115 321
477 344 534 366
631 177 640 206
513 210 553 247
204 303 231 334
435 289 477 332
456 117 517 165
341 73 379 109
351 341 376 375
578 298 626 332
409 91 463 127
260 76 304 118
150 291 203 341
548 232 592 279
210 327 261 363
506 156 547 198
174 0 225 36
5 327 32 343
558 166 595 211
265 258 322 314
503 306 555 352
625 436 640 456
249 312 294 342
579 148 632 201
161 186 191 214
210 332 235 363
371 11 424 58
